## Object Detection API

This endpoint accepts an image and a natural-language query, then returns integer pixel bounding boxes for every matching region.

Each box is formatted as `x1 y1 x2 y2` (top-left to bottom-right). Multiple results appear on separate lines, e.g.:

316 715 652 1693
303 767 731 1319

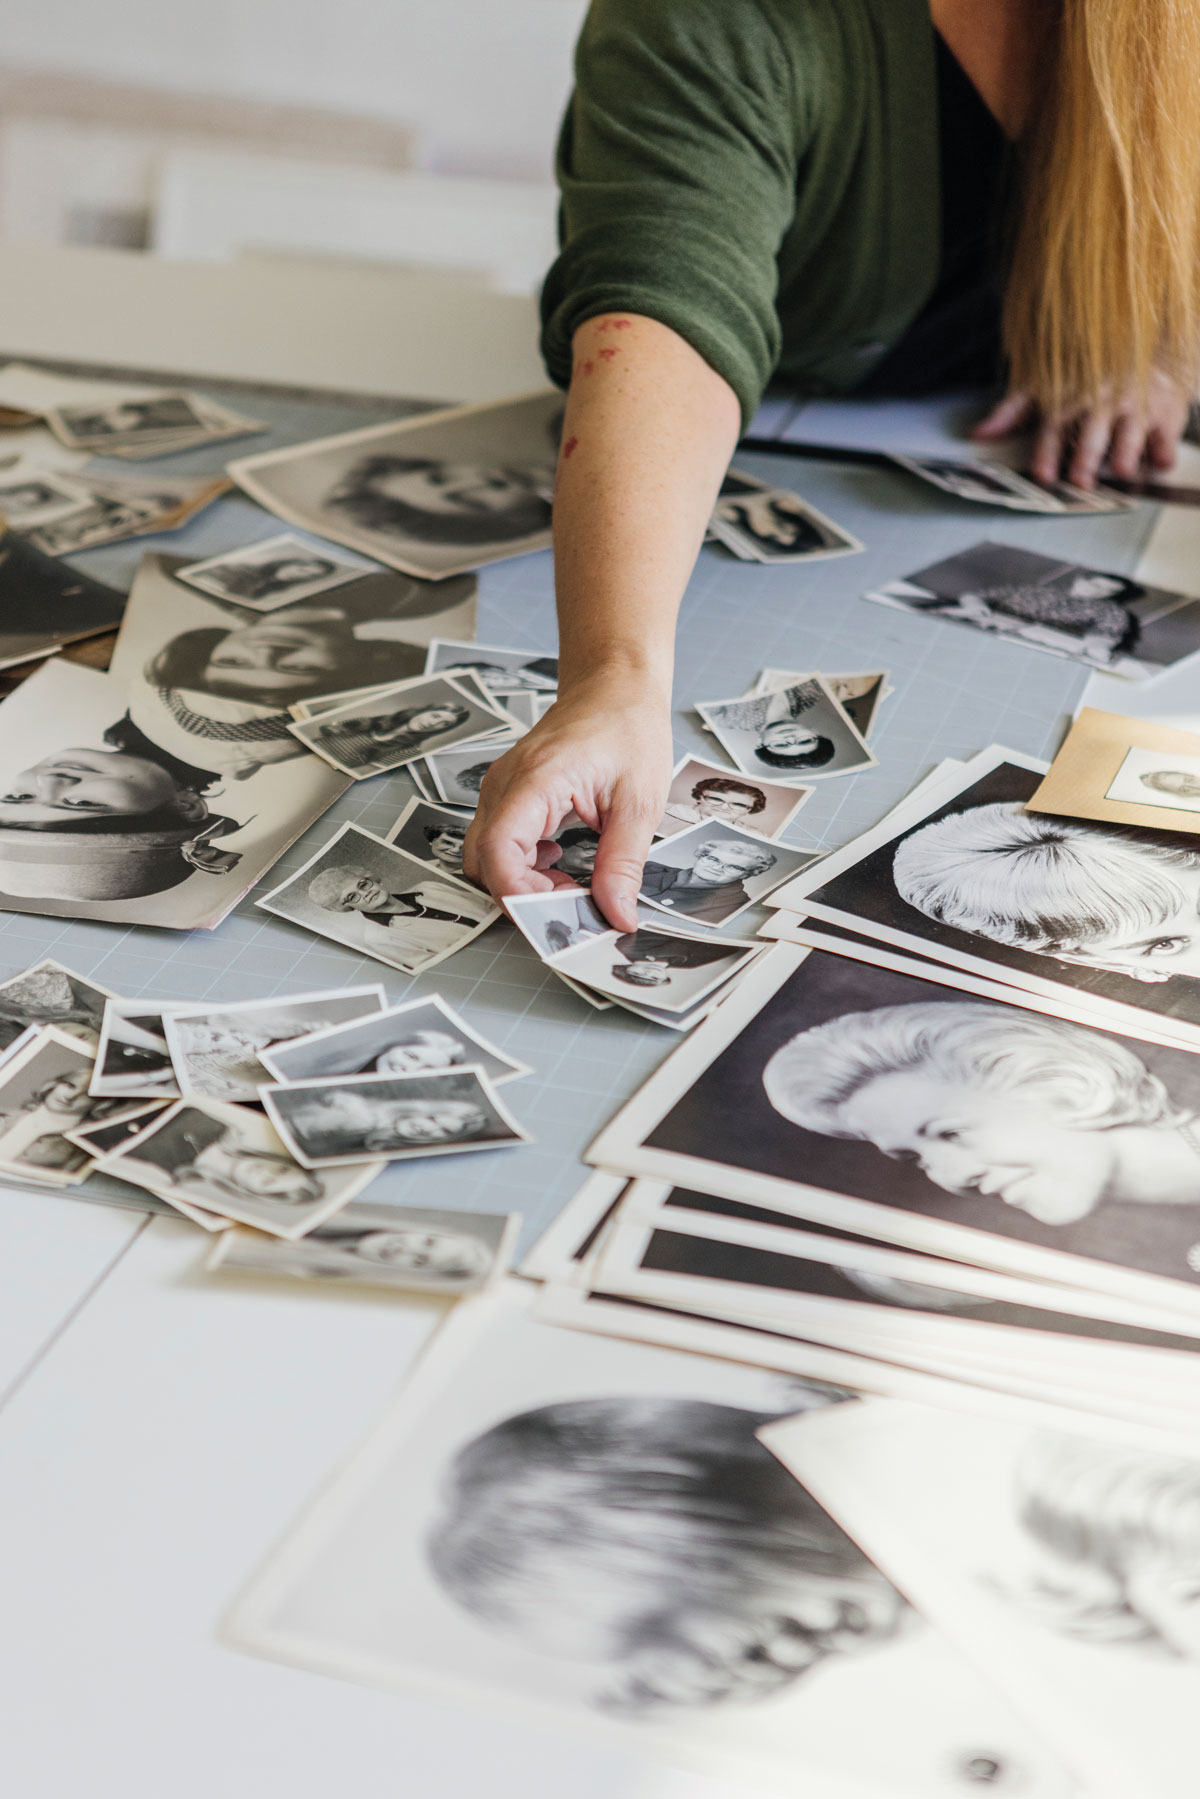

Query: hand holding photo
385 798 470 877
207 1200 519 1295
288 672 508 779
709 469 862 563
889 455 1132 514
96 1097 382 1237
1029 707 1200 835
175 533 374 611
257 822 499 974
259 993 531 1087
261 1065 530 1167
163 986 385 1103
553 923 761 1013
657 756 813 840
697 678 876 785
867 541 1200 679
639 820 819 928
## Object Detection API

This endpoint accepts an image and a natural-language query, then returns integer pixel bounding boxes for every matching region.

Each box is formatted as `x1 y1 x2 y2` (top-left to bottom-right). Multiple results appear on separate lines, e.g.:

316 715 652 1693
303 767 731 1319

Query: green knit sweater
540 0 942 427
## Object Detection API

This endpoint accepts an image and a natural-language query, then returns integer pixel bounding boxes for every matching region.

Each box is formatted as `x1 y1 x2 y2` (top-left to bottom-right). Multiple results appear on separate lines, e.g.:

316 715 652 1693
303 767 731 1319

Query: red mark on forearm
562 436 579 459
596 318 633 332
597 347 619 361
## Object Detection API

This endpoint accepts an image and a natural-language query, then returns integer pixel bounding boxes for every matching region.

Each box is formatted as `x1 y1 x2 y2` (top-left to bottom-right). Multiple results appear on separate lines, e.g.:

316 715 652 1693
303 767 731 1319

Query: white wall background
0 0 588 179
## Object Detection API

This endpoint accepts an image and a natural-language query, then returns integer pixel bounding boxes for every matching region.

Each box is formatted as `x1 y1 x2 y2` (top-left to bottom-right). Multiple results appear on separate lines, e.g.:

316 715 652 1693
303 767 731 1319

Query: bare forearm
552 314 741 697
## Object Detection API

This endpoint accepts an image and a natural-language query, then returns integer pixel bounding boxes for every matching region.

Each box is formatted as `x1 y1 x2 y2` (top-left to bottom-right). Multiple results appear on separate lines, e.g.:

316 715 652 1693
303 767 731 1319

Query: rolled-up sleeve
540 0 805 428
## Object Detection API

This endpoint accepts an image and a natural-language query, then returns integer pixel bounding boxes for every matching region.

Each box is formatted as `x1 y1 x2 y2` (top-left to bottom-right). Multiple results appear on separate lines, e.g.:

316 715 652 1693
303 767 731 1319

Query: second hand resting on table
463 318 1189 929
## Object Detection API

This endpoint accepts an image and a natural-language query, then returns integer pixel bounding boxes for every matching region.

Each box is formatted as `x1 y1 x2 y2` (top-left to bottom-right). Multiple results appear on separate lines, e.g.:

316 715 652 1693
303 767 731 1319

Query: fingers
1030 419 1066 486
465 775 558 909
1067 409 1116 489
590 797 658 932
972 392 1035 440
1147 423 1180 470
1108 414 1148 483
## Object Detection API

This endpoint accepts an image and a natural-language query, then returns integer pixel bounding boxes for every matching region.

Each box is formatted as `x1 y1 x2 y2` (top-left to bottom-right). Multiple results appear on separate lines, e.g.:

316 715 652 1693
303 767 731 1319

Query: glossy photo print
175 532 373 612
163 987 385 1103
228 391 562 581
260 994 530 1088
657 756 813 841
639 820 818 929
208 1200 519 1295
288 672 507 779
697 679 875 786
261 1065 529 1167
1028 706 1200 836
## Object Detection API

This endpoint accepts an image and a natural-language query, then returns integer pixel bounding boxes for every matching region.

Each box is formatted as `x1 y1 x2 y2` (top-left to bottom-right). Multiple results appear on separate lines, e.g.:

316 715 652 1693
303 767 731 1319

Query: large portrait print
228 392 562 581
589 940 1200 1311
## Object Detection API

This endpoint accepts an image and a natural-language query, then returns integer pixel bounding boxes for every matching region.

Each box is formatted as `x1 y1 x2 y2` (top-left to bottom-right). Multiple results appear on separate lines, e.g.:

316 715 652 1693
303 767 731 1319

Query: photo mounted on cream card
175 532 374 612
1029 707 1200 834
657 755 813 840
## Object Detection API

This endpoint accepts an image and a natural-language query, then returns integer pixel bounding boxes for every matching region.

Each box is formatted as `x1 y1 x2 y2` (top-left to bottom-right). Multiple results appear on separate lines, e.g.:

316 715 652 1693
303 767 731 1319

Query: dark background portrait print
644 948 1200 1284
809 761 1200 1031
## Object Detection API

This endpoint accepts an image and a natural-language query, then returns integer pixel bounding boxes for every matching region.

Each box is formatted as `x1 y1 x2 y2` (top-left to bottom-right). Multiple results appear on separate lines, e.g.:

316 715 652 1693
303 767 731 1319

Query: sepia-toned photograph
175 533 373 612
260 994 530 1088
1028 705 1200 836
657 755 813 840
207 1200 519 1295
288 671 507 779
92 1002 184 1100
257 822 498 974
553 924 760 1013
261 1064 529 1167
697 678 876 785
0 657 348 932
423 639 558 696
0 958 115 1052
709 470 862 564
97 1097 381 1237
639 820 818 928
866 540 1200 679
225 1283 1056 1797
0 527 126 672
385 798 470 877
589 939 1200 1306
228 391 562 581
163 986 386 1103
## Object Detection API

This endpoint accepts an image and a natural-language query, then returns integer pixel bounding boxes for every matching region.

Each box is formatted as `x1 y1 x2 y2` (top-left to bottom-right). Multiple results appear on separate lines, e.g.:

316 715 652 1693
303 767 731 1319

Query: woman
280 1088 491 1159
916 570 1142 663
763 999 1200 1227
314 702 471 770
329 456 553 549
464 0 1200 923
893 801 1200 982
427 1395 905 1711
1006 1434 1200 1658
204 552 342 604
666 776 768 829
369 1029 468 1075
422 822 468 877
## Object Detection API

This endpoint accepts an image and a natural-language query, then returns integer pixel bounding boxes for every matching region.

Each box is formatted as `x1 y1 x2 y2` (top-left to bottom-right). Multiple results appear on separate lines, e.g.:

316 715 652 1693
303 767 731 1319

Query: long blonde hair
1004 0 1200 412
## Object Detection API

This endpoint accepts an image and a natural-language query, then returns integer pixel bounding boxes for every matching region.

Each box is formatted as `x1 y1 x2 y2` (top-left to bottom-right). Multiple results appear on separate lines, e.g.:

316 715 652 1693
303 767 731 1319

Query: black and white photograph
0 657 348 932
697 678 876 785
766 744 1200 1045
46 392 213 445
256 822 499 975
639 820 818 928
175 533 373 611
0 526 126 672
753 670 890 742
588 938 1200 1310
0 959 115 1052
505 887 611 961
1108 744 1200 815
162 987 386 1103
709 470 862 564
62 1100 168 1157
0 1025 124 1186
0 466 89 529
554 924 760 1014
762 1399 1200 1799
288 671 507 779
385 799 470 877
228 391 562 581
658 755 813 840
423 639 559 696
866 540 1200 679
92 1001 184 1100
207 1200 519 1295
96 1097 381 1237
425 737 518 808
547 820 600 887
889 454 1132 514
224 1282 1069 1798
261 1065 529 1168
22 472 229 557
107 551 476 781
260 994 531 1088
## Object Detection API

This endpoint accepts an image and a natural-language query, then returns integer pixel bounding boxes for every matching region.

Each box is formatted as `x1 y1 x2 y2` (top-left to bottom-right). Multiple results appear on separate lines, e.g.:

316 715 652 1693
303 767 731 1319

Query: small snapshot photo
425 737 516 808
385 799 470 878
657 755 813 840
424 639 559 696
0 959 114 1052
891 454 1131 516
163 986 386 1103
867 540 1200 680
0 1026 118 1184
260 994 531 1088
261 1065 529 1168
697 677 876 785
553 925 759 1013
1107 746 1200 816
174 533 372 612
207 1200 519 1296
288 672 505 779
96 1098 380 1237
48 393 210 446
92 1002 182 1099
0 468 87 530
257 822 498 975
63 1100 168 1157
639 820 819 928
709 469 862 564
506 888 609 960
228 390 562 581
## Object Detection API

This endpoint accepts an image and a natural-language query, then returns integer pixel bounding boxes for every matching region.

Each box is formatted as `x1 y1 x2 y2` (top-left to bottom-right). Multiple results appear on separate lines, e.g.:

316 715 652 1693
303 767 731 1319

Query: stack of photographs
890 453 1133 515
18 469 230 556
697 675 878 785
287 670 513 781
43 389 264 460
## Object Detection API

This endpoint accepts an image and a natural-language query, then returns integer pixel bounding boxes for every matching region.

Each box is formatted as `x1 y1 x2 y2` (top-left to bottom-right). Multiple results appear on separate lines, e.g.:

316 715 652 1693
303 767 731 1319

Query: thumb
590 799 656 932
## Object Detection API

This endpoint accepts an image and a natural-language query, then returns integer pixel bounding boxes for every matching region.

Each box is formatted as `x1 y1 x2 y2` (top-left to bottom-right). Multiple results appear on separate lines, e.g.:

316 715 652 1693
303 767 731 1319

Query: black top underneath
857 31 1011 397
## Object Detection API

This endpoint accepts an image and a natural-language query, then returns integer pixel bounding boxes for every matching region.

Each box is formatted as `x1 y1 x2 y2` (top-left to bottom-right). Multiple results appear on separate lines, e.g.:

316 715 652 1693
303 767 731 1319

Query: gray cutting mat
2 368 1162 1249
